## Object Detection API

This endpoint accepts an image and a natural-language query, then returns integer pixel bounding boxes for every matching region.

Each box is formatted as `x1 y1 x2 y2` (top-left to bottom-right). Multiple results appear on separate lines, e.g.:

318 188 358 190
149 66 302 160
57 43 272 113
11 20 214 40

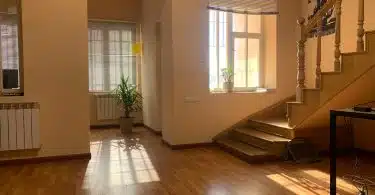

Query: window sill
1 92 24 97
210 88 275 94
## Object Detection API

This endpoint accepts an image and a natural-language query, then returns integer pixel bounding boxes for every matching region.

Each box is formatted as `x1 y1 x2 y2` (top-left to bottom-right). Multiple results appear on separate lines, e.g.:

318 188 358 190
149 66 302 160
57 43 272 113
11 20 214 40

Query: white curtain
208 0 278 15
88 22 136 92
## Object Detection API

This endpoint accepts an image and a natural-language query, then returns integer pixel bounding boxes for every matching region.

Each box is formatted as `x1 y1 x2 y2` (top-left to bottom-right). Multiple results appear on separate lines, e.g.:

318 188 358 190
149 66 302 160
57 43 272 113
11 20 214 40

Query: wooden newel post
296 17 306 102
334 0 342 71
316 19 322 89
357 0 365 52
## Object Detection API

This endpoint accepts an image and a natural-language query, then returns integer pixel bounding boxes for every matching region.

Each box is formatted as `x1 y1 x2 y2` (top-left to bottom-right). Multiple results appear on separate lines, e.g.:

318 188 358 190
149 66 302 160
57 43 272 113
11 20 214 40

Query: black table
330 108 375 195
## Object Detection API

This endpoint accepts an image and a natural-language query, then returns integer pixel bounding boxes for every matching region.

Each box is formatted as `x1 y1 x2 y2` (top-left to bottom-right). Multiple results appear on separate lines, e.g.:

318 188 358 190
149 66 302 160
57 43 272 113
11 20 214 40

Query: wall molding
143 125 162 136
90 123 144 129
162 139 214 150
0 153 91 166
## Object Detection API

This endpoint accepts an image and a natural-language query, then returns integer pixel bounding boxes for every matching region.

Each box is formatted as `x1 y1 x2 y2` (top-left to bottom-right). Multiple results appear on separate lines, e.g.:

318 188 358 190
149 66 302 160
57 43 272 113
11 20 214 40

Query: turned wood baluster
357 0 365 52
316 19 323 89
296 18 306 102
334 0 342 71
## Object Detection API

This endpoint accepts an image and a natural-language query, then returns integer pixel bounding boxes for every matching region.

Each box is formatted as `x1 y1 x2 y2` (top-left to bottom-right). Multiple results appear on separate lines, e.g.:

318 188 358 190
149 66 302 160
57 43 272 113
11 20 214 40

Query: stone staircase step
231 128 290 156
247 118 294 139
215 137 280 163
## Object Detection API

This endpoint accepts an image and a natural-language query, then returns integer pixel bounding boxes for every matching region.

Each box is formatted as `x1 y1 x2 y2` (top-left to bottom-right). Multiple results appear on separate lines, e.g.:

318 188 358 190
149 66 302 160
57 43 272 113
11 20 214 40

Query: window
209 10 262 91
88 22 136 92
0 0 22 95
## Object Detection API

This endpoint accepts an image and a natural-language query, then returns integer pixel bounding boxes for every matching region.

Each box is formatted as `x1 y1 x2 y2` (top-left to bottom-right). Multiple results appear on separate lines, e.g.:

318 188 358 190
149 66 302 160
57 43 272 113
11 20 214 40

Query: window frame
88 20 137 93
0 0 24 96
209 10 264 92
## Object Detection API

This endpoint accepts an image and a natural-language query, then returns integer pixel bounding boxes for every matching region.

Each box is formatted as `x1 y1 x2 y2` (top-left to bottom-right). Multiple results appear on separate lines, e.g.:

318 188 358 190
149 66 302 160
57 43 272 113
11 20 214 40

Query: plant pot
120 117 133 134
223 81 234 93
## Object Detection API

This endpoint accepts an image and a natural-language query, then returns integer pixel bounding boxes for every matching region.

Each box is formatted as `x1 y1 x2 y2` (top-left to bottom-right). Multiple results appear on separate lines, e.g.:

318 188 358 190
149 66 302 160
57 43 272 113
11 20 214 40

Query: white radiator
0 102 40 151
95 94 121 121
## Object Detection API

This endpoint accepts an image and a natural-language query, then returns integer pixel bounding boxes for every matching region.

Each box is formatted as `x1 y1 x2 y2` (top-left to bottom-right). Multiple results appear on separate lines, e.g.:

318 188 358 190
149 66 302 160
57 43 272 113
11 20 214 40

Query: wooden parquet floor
1 127 374 195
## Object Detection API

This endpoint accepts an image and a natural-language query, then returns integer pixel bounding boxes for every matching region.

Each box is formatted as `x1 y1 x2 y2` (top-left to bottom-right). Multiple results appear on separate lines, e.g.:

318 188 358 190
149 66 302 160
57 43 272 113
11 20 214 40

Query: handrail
291 0 366 126
295 0 342 102
305 0 336 34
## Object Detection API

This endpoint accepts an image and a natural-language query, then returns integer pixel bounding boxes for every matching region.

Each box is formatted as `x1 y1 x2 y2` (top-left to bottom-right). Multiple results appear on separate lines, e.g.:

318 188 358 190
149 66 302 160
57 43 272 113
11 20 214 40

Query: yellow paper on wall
132 42 143 55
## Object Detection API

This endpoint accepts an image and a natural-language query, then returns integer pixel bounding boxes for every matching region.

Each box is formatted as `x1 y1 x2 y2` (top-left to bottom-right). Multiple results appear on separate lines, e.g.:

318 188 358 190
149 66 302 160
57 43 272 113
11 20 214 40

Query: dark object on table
353 106 372 112
286 138 320 164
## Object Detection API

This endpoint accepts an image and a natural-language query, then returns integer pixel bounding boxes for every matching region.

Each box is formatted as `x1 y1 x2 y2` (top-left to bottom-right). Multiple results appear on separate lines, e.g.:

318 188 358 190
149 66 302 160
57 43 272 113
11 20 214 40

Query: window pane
209 10 228 90
218 11 227 88
248 15 261 33
88 22 136 92
233 38 247 88
88 29 104 91
0 0 20 91
209 10 218 90
248 39 260 87
1 22 20 89
109 30 121 90
232 13 246 32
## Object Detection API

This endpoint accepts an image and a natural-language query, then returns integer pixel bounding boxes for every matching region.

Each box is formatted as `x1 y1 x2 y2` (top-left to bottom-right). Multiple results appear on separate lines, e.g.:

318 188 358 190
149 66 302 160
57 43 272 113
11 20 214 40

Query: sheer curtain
88 22 136 92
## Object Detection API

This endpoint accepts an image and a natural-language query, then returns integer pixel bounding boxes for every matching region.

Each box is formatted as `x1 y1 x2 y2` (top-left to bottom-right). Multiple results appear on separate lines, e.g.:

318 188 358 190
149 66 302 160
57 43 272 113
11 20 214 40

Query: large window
88 22 136 92
209 10 262 91
0 0 22 95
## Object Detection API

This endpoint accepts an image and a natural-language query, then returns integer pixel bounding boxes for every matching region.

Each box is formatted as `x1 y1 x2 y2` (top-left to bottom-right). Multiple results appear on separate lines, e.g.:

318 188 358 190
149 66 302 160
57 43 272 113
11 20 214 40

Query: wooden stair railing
294 0 368 102
357 0 365 52
295 0 366 102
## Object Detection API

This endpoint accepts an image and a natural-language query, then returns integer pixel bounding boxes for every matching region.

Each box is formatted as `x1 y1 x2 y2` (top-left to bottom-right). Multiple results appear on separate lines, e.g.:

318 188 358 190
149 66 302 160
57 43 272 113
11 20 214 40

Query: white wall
0 0 90 159
88 0 142 22
158 0 301 145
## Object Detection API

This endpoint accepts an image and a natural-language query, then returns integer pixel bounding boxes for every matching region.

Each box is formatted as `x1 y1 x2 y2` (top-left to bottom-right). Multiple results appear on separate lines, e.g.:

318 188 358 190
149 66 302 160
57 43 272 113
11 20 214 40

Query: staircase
215 96 294 163
214 0 375 163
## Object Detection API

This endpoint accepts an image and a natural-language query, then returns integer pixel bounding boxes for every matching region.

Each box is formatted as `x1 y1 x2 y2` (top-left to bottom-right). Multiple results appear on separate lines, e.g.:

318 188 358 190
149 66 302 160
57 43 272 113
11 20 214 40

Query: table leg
330 113 337 195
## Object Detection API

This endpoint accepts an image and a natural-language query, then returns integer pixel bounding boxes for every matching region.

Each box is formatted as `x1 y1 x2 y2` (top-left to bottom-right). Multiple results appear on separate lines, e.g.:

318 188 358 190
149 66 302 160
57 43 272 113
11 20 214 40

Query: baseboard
90 123 144 129
319 148 375 157
134 123 145 127
144 125 162 136
162 139 214 150
90 124 119 129
0 153 91 166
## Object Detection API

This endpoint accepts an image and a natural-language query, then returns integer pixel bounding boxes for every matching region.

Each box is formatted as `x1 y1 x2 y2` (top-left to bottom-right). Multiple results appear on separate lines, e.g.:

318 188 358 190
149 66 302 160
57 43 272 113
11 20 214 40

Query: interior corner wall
87 0 142 22
302 0 375 88
160 0 301 145
141 0 168 133
0 0 90 160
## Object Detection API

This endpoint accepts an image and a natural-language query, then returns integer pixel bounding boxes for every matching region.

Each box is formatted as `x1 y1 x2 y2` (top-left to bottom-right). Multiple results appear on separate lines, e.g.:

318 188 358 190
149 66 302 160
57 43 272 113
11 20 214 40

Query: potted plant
113 75 142 134
221 67 234 93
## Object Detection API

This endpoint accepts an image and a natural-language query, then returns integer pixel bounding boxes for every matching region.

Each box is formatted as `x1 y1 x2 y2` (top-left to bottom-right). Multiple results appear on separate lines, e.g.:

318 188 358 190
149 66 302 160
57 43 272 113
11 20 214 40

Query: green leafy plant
112 75 142 118
221 67 234 82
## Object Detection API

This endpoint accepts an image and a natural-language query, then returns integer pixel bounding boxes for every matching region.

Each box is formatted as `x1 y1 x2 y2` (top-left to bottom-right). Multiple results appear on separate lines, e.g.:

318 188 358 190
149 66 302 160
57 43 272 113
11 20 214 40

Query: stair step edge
321 71 341 75
234 128 291 143
249 119 293 130
247 120 294 139
287 101 303 104
216 138 271 157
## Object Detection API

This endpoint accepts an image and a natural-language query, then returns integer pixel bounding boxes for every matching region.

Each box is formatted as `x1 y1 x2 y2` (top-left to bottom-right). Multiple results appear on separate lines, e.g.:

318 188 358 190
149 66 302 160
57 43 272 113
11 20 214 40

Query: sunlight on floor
83 138 160 189
267 172 329 194
267 169 357 195
303 170 357 194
